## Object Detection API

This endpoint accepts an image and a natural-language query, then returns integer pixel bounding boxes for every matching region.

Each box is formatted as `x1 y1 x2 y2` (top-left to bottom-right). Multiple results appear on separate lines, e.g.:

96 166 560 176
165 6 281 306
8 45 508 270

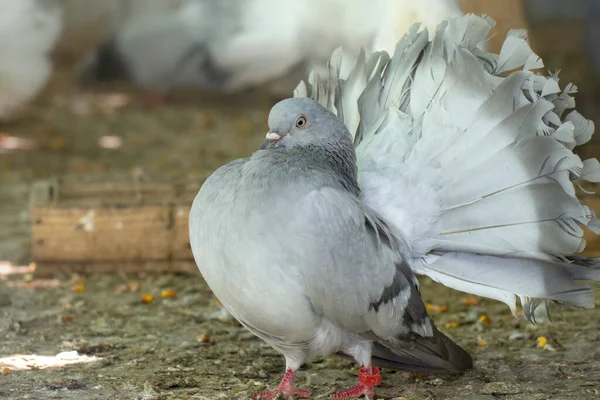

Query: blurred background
1 1 600 399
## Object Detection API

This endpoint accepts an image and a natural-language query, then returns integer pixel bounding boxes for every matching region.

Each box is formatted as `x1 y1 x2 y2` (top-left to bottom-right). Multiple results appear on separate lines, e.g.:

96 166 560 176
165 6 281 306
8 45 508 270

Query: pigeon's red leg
329 366 381 399
251 368 310 400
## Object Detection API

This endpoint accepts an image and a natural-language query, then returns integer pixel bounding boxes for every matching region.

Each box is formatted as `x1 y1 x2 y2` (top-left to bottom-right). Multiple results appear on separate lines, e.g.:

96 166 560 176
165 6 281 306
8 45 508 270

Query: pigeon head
261 97 359 194
262 97 353 151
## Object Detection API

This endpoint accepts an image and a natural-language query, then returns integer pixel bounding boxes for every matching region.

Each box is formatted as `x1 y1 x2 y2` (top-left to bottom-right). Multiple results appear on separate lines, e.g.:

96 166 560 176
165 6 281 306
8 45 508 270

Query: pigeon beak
260 131 285 149
265 132 281 141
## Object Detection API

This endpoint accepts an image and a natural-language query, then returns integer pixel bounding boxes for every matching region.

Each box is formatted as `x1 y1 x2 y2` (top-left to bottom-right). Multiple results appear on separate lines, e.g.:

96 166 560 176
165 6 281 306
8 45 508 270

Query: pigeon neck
305 143 360 196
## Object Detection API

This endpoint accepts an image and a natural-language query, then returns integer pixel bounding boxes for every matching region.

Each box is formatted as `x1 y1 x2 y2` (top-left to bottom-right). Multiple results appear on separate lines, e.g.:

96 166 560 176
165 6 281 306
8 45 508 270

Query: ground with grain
1 273 599 400
1 59 600 399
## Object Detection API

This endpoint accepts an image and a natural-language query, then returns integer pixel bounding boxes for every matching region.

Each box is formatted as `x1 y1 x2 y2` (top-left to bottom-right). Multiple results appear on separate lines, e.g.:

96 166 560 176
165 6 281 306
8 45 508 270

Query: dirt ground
1 273 599 400
2 53 600 400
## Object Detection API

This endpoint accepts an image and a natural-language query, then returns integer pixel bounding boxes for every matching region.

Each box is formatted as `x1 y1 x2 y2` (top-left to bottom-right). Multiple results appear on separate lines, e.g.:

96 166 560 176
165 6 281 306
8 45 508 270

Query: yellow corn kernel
445 322 462 329
197 334 211 343
536 336 548 348
141 293 154 304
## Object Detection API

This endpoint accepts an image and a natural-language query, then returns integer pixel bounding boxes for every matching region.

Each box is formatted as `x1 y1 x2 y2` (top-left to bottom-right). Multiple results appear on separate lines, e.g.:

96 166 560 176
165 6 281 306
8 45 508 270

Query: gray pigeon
189 15 600 400
75 0 464 96
191 97 473 400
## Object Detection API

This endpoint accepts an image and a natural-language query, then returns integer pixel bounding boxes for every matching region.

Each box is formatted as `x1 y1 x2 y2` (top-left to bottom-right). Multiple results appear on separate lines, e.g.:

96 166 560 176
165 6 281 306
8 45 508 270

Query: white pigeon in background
76 0 464 96
59 0 183 50
189 14 600 400
0 0 63 121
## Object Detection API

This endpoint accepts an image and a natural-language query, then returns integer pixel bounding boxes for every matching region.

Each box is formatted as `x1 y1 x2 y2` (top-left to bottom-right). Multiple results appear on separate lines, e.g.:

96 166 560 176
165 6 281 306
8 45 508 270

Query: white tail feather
294 14 600 321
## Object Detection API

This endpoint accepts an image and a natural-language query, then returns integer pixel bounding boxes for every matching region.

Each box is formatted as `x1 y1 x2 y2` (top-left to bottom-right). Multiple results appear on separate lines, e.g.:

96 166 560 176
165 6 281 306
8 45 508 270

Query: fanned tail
295 14 600 322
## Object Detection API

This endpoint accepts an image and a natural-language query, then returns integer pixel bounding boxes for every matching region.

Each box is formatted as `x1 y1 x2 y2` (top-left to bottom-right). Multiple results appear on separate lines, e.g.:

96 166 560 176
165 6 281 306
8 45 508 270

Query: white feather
297 15 600 321
0 0 62 120
80 0 465 94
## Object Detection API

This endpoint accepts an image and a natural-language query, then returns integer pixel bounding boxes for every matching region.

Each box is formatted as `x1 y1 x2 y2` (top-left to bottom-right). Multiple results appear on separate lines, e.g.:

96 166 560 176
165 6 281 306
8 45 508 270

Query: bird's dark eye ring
295 115 308 129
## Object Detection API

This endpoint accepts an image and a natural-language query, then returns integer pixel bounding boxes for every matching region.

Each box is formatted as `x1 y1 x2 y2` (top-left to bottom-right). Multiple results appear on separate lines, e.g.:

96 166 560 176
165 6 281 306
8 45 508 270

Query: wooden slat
33 260 198 278
29 178 200 275
172 205 194 259
31 206 176 261
30 179 203 208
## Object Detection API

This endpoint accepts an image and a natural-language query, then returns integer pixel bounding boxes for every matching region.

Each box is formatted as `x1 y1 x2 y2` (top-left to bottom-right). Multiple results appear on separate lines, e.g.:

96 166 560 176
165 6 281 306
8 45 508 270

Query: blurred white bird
0 0 63 121
60 0 183 45
76 0 464 96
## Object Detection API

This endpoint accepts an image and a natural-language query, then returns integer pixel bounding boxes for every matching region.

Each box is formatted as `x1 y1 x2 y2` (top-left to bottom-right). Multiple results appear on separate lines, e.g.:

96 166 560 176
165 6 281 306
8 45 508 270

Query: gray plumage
190 96 472 377
190 14 600 398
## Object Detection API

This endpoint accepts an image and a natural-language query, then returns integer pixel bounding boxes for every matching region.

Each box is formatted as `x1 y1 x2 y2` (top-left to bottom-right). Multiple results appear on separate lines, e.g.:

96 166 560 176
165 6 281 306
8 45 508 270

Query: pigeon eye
295 115 308 129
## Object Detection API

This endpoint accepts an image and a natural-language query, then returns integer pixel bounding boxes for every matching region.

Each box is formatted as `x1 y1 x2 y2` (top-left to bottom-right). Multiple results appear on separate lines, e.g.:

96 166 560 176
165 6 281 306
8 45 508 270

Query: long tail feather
295 14 600 321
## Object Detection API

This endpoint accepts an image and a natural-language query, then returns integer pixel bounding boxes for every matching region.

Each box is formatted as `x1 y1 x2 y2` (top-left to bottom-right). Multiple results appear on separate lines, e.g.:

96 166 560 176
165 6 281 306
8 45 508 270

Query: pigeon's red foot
252 368 310 400
329 366 381 399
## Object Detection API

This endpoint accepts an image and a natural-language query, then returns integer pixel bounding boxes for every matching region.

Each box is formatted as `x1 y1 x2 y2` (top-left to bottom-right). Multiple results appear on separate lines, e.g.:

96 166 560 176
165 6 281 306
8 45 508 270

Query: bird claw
251 368 310 400
328 384 374 399
329 366 380 399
